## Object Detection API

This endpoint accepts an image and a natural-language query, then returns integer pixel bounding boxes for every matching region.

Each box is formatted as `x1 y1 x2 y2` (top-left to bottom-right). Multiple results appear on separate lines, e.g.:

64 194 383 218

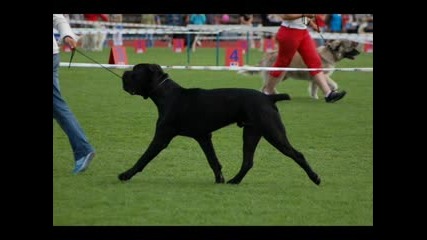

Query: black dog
119 63 321 185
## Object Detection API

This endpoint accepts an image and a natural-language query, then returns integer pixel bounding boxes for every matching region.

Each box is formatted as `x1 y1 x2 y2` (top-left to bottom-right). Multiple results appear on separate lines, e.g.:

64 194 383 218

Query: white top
281 17 309 30
53 14 78 54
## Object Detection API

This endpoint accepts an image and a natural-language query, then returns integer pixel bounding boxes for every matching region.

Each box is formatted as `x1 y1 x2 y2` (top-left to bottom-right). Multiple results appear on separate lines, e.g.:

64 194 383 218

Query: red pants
269 26 322 78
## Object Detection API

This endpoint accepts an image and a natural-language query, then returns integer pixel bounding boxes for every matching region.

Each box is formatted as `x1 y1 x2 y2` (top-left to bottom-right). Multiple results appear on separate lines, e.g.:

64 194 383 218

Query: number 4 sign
173 38 185 53
225 48 243 67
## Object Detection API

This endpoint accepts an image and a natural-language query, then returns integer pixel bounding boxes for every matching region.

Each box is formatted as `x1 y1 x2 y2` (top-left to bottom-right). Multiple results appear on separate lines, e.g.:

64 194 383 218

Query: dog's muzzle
122 71 136 95
344 49 360 60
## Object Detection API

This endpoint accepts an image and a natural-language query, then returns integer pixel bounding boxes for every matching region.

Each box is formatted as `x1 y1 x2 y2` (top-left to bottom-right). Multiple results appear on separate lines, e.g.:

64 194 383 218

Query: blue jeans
53 54 94 161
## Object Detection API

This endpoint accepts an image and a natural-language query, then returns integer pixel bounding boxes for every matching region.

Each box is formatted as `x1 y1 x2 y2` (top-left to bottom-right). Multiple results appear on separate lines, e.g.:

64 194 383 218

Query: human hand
63 36 77 49
303 14 316 19
310 22 320 32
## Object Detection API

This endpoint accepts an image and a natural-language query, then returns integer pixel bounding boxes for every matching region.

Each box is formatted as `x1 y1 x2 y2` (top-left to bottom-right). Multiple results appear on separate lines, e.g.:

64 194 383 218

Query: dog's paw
226 178 241 184
118 171 134 181
237 65 252 75
310 174 321 185
215 174 225 184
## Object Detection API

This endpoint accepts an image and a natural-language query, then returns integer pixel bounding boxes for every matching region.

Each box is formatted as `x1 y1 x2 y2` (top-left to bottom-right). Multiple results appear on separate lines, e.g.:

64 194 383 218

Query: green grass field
53 46 373 226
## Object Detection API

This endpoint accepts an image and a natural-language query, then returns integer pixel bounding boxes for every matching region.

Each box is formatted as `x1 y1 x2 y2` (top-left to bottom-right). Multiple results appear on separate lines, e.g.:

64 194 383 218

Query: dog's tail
268 93 291 102
237 65 259 76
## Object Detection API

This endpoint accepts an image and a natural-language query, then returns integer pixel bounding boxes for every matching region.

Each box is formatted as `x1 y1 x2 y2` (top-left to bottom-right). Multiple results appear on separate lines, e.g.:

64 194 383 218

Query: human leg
148 34 154 48
263 27 301 94
298 32 346 102
191 34 199 52
53 54 95 171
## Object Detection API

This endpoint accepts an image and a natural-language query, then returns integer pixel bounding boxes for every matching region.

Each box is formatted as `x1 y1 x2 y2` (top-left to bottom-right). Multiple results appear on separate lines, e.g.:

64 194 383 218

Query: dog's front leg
194 134 225 183
227 126 262 184
119 131 174 181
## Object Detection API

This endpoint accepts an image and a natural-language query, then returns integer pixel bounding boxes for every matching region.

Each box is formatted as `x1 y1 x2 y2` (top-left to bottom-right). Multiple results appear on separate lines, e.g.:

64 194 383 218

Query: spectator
261 14 282 37
82 14 109 51
358 15 373 33
341 14 352 33
165 14 187 47
326 14 342 33
263 14 346 103
189 14 207 51
260 14 282 51
344 14 359 33
206 14 219 25
53 14 96 174
239 14 255 49
69 14 84 27
221 14 230 24
110 14 123 46
141 14 161 47
84 14 109 22
190 14 206 25
309 14 327 46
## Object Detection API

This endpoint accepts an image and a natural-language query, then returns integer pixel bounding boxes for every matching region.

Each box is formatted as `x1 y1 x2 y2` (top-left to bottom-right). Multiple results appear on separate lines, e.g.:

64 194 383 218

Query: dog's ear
351 41 359 48
132 63 151 71
327 40 341 51
148 64 163 73
325 39 335 46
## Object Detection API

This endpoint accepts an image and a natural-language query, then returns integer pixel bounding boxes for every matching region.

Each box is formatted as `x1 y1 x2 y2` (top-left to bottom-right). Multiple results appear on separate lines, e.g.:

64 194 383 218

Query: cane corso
119 63 321 185
238 39 361 99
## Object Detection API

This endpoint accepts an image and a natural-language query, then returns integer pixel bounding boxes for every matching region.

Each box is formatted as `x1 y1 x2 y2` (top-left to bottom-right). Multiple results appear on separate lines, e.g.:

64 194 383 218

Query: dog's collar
321 45 340 64
148 77 170 96
326 45 341 62
320 54 335 65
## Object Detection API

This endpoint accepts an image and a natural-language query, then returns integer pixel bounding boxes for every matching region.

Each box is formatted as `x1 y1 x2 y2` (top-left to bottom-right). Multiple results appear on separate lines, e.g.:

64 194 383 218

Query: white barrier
55 28 221 35
60 62 373 72
55 29 373 44
64 20 373 44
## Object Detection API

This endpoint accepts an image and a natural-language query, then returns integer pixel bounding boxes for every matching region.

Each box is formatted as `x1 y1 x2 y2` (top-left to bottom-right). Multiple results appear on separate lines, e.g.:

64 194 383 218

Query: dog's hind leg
118 131 175 181
308 81 319 99
227 126 262 184
261 113 321 185
194 134 225 183
326 77 338 91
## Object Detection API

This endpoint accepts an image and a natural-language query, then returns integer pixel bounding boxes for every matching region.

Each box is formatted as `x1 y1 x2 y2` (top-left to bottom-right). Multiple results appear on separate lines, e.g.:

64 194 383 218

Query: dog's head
122 63 169 99
326 39 361 60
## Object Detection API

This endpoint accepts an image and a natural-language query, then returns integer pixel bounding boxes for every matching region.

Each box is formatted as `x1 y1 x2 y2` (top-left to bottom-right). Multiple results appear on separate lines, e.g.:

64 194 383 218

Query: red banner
173 38 185 53
236 40 247 54
108 46 128 65
134 40 146 53
263 38 274 52
225 48 243 67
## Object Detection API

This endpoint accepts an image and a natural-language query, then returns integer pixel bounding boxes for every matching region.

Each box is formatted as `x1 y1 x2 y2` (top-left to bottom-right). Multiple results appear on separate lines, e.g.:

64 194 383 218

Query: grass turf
53 46 373 226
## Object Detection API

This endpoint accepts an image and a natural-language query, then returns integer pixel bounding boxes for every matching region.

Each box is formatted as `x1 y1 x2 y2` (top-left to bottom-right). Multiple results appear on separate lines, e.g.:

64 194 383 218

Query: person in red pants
263 14 346 103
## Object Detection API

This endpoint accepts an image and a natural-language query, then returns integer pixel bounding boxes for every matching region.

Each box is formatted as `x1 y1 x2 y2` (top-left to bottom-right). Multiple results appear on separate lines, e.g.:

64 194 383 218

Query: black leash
68 48 169 97
68 48 75 69
313 15 334 52
68 48 123 79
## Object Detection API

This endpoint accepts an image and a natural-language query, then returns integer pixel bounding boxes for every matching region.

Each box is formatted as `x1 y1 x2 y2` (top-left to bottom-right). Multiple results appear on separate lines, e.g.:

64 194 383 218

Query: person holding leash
53 14 95 173
262 14 346 103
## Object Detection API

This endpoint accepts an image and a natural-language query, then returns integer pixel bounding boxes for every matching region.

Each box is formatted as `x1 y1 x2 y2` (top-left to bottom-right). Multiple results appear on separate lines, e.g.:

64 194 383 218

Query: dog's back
163 88 290 136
